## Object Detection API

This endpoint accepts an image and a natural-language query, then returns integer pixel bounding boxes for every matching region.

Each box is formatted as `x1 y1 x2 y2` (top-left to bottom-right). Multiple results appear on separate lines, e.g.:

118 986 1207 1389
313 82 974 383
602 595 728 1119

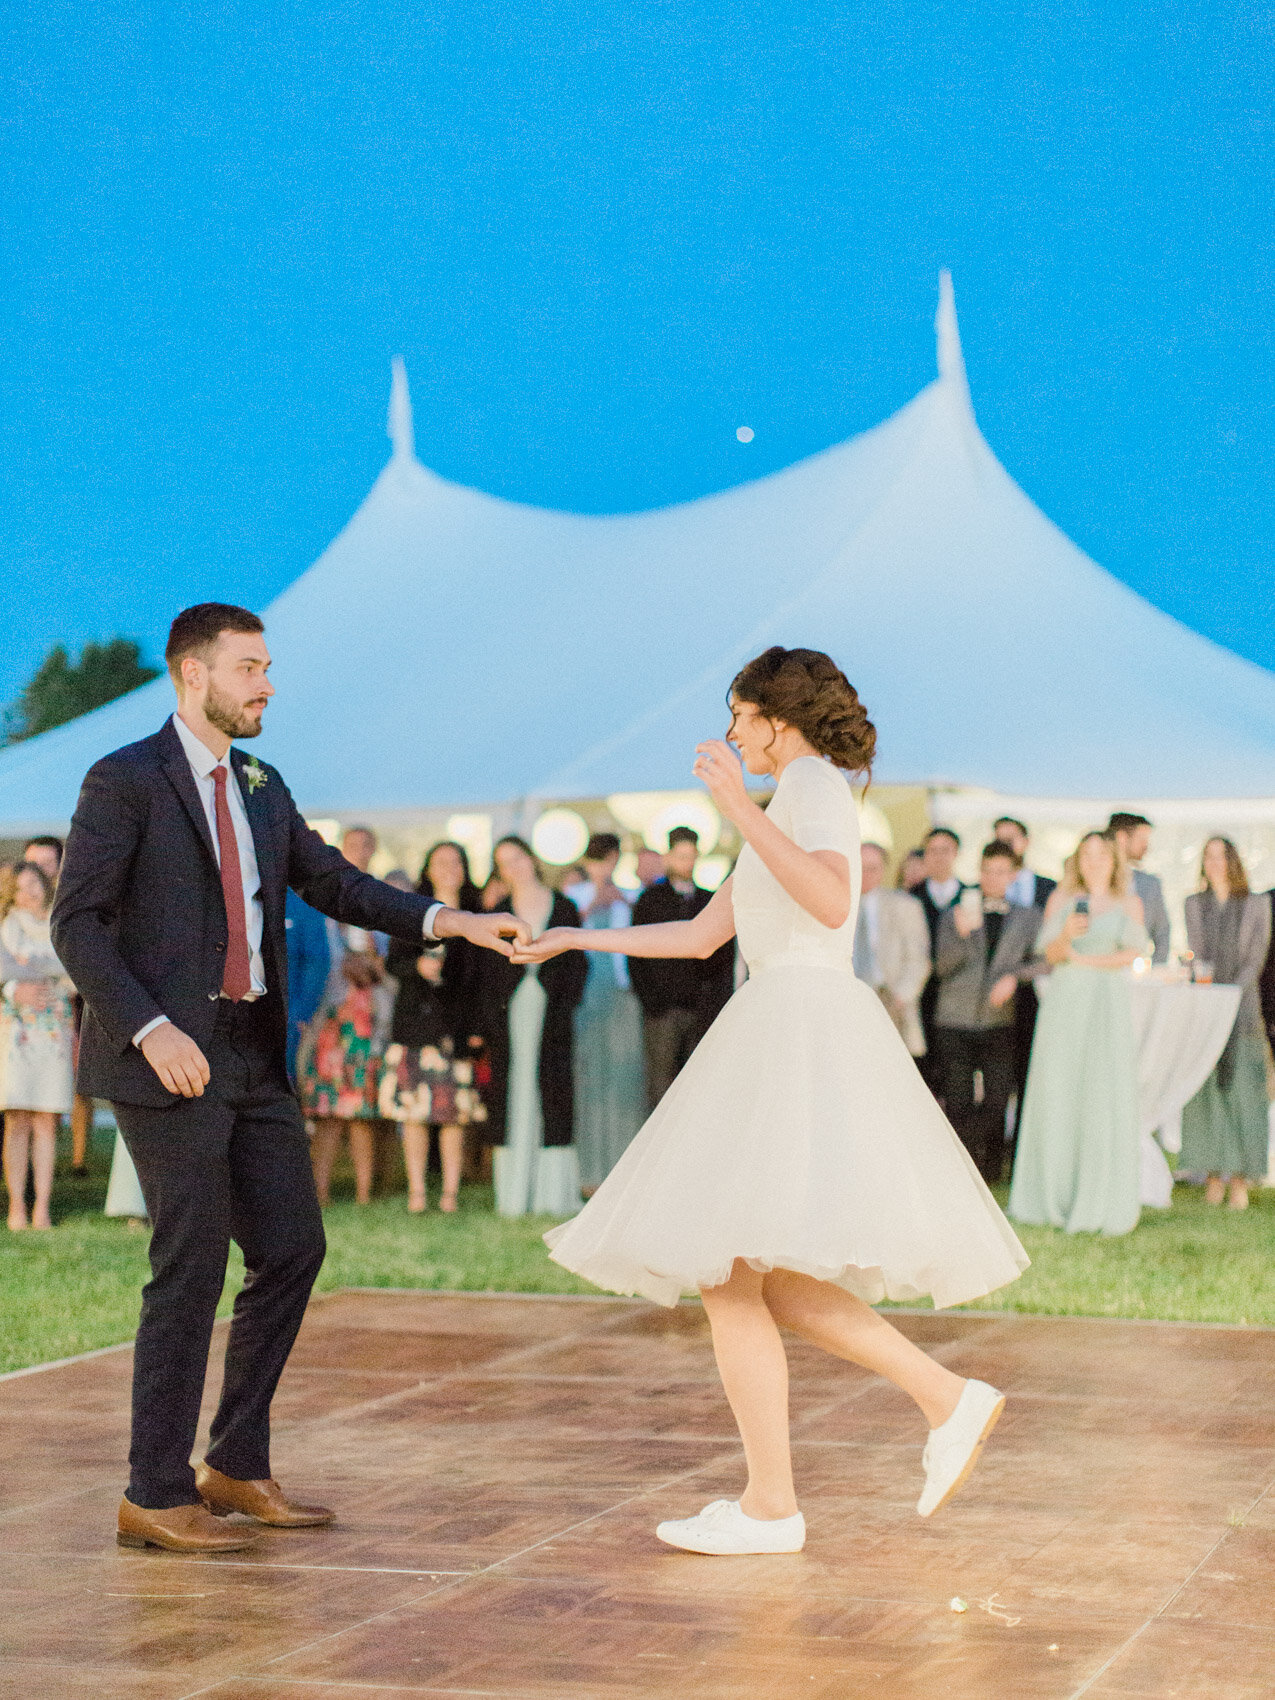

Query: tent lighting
644 797 721 854
532 807 590 866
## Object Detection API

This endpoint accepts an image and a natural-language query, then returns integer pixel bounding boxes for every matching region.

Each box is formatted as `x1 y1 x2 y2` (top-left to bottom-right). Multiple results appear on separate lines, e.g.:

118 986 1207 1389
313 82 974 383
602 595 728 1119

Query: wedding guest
629 828 734 1108
21 836 95 1177
897 848 926 892
301 937 393 1206
566 833 645 1195
1009 832 1149 1235
1108 812 1170 963
992 817 1056 1108
301 824 402 1204
993 819 1056 911
284 890 330 1082
915 827 966 1090
932 843 1043 1184
481 870 510 911
636 848 666 888
21 837 62 884
478 836 587 1215
1180 839 1271 1210
1258 884 1275 1052
855 842 930 1059
341 824 378 877
381 842 486 1213
0 862 75 1230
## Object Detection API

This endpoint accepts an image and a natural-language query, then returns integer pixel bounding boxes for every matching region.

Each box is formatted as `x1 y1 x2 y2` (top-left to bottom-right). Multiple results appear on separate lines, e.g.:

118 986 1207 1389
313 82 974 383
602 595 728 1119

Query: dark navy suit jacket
51 718 432 1107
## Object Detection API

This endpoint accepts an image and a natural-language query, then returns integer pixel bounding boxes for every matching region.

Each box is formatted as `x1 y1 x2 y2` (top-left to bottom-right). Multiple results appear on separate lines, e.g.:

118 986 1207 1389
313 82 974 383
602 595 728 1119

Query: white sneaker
655 1498 806 1554
917 1379 1005 1517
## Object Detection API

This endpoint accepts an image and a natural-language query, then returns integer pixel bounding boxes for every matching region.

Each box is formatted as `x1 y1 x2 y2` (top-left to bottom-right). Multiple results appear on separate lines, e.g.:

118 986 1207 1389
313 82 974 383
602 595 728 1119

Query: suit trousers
935 1024 1017 1187
113 997 326 1509
641 1006 702 1110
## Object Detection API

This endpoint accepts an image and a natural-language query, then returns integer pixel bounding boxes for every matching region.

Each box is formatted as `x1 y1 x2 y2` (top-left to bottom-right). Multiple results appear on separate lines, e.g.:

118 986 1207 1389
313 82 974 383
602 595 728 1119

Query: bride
514 647 1028 1554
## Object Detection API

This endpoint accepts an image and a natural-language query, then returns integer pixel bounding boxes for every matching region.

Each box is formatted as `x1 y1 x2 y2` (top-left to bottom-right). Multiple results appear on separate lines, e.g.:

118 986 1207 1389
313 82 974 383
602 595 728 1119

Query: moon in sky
736 426 754 443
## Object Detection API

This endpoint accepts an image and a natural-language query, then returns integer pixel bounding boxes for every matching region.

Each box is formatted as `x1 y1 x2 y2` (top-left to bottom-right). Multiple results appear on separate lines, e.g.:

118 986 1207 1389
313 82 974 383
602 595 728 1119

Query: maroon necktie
212 765 252 1000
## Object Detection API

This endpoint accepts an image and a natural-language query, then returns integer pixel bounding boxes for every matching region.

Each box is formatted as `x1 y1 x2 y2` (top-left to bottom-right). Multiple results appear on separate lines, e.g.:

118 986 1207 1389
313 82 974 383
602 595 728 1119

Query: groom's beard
204 681 266 740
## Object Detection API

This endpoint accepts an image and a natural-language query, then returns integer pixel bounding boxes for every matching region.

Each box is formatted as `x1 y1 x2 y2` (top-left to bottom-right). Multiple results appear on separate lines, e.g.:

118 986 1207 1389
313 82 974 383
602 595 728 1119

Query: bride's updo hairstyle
729 646 877 777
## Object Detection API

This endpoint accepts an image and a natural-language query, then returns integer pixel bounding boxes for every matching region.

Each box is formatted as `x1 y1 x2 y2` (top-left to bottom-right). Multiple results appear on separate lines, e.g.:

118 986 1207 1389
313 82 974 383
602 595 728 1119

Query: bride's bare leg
700 1260 799 1519
762 1270 964 1429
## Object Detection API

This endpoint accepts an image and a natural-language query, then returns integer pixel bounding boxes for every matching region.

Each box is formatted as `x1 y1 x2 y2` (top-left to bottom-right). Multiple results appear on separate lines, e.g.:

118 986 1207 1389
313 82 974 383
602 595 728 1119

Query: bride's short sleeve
784 759 856 856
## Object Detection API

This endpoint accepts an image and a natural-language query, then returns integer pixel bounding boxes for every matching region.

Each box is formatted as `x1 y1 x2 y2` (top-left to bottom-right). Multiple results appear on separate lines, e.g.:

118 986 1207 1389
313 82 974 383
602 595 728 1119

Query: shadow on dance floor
1 1291 1273 1698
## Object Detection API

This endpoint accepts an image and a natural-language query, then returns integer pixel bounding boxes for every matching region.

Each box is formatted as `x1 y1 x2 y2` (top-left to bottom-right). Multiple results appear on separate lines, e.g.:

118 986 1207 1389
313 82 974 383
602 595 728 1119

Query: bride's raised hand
509 927 581 965
693 738 750 821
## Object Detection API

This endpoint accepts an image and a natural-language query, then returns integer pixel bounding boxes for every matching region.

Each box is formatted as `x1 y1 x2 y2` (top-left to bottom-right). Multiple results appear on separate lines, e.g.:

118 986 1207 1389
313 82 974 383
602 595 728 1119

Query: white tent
3 271 1275 836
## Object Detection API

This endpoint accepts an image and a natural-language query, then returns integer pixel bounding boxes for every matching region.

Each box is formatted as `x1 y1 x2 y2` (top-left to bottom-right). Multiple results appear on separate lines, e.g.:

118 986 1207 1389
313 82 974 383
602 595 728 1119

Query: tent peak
935 270 971 404
388 357 416 461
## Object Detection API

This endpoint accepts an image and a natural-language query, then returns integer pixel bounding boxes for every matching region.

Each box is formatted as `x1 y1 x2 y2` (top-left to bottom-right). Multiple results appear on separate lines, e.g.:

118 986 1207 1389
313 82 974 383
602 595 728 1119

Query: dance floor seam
3 1290 1274 1700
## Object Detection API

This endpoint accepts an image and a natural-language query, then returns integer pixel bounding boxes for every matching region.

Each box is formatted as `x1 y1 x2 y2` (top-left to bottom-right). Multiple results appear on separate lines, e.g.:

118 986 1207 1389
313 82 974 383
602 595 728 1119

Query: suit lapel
158 720 218 868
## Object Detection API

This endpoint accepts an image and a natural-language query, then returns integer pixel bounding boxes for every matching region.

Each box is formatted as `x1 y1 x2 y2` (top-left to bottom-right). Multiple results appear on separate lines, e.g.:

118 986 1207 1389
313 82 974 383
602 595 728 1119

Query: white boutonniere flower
244 758 267 794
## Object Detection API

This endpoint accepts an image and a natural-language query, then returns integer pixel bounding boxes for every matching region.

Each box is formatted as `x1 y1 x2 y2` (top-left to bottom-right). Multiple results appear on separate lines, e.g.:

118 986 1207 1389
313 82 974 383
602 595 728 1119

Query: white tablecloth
1129 980 1241 1207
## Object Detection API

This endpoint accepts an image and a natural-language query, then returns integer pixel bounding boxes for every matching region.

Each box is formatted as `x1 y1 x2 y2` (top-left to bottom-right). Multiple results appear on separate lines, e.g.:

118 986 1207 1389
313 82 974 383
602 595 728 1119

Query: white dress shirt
1007 867 1038 908
135 714 443 1047
925 877 962 909
173 712 268 996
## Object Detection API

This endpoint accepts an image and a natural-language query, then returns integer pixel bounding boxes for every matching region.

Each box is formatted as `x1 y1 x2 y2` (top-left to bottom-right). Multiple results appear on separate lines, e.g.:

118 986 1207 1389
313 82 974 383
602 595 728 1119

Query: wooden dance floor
1 1291 1273 1699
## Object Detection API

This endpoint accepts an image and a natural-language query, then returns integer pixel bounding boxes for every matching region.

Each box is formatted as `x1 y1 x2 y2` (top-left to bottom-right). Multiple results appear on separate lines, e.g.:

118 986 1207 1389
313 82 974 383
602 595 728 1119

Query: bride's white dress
545 756 1029 1310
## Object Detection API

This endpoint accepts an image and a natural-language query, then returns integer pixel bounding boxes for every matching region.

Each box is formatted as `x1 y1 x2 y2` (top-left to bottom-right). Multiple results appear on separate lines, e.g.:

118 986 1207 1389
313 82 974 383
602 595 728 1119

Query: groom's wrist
133 1014 170 1048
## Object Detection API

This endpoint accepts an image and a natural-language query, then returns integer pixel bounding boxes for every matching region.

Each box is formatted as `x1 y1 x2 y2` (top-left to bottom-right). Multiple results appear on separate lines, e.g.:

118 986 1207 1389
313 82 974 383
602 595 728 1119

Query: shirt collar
171 711 231 780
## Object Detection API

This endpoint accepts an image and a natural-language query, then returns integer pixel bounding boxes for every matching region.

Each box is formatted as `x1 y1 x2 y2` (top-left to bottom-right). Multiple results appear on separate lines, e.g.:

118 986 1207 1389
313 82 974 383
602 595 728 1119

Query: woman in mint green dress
1009 832 1150 1236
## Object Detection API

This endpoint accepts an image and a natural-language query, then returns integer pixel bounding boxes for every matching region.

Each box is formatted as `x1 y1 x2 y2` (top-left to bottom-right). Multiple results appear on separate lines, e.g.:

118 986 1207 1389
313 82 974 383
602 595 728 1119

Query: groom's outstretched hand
434 908 531 959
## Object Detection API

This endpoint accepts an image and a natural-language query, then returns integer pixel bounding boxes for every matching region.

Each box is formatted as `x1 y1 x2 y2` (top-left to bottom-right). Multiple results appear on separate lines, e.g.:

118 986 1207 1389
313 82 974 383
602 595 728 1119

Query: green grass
2 1128 1272 1375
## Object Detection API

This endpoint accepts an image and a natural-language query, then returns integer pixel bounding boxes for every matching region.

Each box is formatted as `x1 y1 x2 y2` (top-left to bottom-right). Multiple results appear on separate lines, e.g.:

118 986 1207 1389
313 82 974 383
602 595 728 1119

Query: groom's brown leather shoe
195 1463 335 1527
117 1497 258 1552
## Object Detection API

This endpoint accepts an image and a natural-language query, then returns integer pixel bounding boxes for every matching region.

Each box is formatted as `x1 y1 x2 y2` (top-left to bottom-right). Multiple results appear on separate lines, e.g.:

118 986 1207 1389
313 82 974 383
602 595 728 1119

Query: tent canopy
4 272 1275 833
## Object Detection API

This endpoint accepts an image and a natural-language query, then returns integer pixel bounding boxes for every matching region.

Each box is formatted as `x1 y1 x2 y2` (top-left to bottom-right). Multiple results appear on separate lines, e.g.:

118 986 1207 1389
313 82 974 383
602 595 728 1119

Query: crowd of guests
2 805 1272 1236
279 823 732 1218
877 812 1271 1235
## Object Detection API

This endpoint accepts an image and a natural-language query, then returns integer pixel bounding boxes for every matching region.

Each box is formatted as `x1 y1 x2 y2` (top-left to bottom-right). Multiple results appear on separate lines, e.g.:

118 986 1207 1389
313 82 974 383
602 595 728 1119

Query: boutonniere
243 757 267 795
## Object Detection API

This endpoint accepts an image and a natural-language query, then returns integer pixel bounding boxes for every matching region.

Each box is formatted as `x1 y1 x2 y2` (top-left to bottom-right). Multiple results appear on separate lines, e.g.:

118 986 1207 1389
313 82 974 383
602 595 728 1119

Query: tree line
3 639 158 745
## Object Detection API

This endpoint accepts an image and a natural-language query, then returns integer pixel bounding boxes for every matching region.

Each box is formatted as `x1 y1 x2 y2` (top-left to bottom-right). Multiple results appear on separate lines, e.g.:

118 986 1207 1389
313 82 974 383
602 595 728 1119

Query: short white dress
545 756 1029 1310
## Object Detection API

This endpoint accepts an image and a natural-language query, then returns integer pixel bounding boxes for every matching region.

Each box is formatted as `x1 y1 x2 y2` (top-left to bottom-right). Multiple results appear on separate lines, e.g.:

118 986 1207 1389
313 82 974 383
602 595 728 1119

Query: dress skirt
573 963 646 1191
1179 1033 1270 1182
494 971 581 1216
0 992 74 1114
1008 963 1141 1236
546 962 1029 1310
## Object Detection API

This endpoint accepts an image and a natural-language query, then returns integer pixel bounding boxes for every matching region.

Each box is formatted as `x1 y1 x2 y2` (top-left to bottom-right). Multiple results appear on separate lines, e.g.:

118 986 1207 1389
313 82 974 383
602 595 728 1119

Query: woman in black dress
380 842 486 1212
477 836 587 1216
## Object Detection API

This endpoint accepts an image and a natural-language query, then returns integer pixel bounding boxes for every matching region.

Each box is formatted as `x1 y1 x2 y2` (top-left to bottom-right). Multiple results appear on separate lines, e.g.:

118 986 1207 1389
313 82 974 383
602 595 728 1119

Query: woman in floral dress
301 939 393 1206
380 842 487 1213
1 862 75 1230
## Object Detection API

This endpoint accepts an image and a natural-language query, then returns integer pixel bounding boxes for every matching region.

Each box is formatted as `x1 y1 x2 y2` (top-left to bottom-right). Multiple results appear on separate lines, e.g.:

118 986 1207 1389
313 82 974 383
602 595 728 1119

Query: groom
51 604 528 1553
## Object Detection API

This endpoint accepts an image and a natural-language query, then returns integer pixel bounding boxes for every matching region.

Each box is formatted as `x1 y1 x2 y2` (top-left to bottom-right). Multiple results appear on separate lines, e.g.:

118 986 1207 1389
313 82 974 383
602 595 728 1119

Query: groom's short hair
166 603 264 680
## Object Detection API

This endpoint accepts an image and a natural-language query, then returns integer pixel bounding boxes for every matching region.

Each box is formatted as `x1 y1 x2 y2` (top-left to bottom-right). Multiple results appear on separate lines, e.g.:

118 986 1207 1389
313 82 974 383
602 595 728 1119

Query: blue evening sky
1 2 1272 706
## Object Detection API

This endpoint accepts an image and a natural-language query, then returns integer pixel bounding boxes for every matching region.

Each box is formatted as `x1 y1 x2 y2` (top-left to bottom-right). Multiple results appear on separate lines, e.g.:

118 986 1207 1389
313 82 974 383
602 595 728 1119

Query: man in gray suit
932 841 1043 1184
1108 812 1171 963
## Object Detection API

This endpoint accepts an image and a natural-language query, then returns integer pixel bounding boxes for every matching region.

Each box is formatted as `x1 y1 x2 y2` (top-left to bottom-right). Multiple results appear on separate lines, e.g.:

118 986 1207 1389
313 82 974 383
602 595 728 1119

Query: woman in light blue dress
567 834 646 1195
1009 832 1150 1236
